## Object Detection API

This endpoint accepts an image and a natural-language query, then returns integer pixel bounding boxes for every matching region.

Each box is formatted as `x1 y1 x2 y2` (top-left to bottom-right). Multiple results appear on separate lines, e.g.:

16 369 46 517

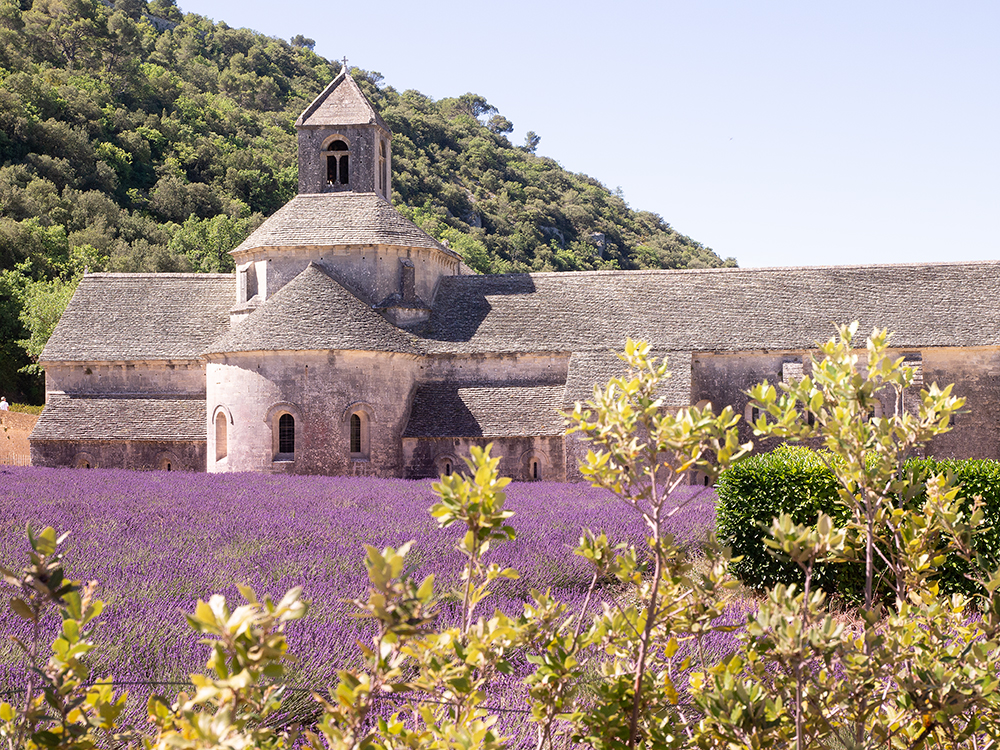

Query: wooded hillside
0 0 735 402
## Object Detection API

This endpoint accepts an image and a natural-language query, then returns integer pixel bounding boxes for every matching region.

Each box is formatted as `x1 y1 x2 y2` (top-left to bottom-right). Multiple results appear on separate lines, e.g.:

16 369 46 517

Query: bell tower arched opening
325 139 350 187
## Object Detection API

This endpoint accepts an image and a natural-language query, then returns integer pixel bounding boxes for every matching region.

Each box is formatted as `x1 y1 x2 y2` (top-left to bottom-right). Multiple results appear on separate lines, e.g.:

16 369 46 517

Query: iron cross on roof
342 57 348 71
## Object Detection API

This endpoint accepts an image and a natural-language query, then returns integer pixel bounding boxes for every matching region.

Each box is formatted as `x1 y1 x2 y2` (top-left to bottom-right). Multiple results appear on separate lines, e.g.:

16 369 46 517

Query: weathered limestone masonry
30 68 1000 480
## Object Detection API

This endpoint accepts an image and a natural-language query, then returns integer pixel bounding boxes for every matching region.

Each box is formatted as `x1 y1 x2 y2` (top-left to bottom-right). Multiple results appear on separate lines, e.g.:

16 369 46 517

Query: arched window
215 412 228 461
443 459 452 476
378 141 387 195
350 413 362 454
278 413 295 454
157 452 181 472
325 139 349 186
530 458 540 481
73 452 95 469
348 410 370 459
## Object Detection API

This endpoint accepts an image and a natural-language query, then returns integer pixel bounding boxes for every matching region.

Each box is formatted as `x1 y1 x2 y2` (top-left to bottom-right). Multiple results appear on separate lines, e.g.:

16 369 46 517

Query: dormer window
325 139 349 186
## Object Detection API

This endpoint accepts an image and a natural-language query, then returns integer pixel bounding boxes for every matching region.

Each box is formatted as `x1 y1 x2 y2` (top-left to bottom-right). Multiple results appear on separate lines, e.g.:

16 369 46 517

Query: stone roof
31 395 205 441
563 350 692 409
419 262 1000 354
403 382 566 438
205 263 421 355
40 273 233 362
232 193 455 256
296 69 390 131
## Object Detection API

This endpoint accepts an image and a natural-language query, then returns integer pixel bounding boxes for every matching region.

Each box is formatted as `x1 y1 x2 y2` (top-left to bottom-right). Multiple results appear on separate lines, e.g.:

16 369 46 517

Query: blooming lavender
0 466 720 735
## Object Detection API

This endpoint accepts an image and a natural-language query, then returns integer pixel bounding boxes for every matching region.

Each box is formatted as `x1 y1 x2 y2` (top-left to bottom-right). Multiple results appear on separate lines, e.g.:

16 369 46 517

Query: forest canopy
0 0 736 402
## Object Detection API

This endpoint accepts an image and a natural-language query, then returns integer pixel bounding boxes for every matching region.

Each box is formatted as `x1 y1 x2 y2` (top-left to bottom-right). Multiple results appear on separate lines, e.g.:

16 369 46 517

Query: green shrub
718 447 1000 599
11 402 43 415
715 445 849 594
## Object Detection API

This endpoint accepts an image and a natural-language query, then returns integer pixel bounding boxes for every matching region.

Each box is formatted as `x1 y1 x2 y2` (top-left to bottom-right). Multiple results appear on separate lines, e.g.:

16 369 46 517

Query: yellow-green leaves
764 513 847 567
0 528 129 750
431 443 518 636
569 339 751 506
149 585 307 749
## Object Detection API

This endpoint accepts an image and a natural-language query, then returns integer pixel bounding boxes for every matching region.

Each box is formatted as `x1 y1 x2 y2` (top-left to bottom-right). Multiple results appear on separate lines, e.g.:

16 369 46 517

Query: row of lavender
0 467 718 712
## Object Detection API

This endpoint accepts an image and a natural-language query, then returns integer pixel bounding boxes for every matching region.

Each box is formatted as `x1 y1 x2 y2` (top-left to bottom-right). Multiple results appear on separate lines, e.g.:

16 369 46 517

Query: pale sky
178 0 999 269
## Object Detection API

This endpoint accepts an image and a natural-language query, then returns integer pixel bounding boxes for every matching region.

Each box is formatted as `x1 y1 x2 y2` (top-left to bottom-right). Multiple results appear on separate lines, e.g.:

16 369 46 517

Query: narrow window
530 458 540 480
444 460 452 476
378 141 387 195
246 264 257 299
703 475 710 487
279 413 295 454
165 462 172 471
339 155 349 185
350 413 362 454
326 154 337 183
215 412 228 461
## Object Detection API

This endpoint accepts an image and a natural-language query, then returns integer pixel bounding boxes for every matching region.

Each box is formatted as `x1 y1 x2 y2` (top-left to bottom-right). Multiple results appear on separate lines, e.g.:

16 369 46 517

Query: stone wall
45 361 206 396
30 439 205 471
232 246 460 315
207 349 422 475
423 351 569 384
924 347 1000 460
0 412 37 465
402 435 565 481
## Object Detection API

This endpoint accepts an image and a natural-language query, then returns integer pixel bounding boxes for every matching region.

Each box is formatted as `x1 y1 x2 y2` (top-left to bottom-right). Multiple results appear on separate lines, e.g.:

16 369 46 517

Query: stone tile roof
296 69 390 130
232 193 455 256
40 273 233 362
205 263 421 355
403 383 566 438
30 395 205 441
563 350 692 409
420 262 1000 354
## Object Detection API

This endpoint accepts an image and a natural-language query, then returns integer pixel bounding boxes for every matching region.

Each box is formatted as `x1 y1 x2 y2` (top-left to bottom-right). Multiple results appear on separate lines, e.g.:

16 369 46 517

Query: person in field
0 397 8 411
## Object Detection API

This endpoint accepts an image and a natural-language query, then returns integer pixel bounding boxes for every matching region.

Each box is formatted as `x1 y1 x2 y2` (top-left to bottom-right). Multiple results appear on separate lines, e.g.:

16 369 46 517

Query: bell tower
295 66 392 199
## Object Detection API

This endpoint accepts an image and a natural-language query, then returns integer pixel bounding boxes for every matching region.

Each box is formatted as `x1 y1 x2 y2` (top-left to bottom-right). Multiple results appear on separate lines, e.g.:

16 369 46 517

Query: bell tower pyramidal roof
295 67 392 197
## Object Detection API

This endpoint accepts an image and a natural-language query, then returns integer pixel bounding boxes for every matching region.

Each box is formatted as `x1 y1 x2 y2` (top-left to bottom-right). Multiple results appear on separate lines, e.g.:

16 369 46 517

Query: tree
290 34 314 50
523 130 540 153
749 322 964 607
21 0 108 68
14 273 79 375
486 114 513 134
457 92 497 119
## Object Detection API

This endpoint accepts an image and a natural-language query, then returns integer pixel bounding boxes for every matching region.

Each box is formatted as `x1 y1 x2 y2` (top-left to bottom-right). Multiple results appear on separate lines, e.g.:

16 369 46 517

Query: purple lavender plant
0 467 722 739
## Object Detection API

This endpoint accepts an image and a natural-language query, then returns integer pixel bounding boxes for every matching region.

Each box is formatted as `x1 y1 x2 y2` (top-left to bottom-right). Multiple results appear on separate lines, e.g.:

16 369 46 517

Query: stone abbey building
30 70 1000 480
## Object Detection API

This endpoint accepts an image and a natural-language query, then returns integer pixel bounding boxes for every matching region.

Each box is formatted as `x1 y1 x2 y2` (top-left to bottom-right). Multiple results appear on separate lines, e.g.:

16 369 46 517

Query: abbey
30 70 1000 480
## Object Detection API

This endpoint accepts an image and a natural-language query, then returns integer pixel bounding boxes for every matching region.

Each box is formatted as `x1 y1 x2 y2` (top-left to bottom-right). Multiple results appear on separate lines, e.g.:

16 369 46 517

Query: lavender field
0 466 719 717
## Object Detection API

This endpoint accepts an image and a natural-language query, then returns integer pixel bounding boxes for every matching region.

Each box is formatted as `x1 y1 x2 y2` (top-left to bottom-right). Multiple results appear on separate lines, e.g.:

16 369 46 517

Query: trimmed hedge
716 447 1000 600
715 445 850 595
